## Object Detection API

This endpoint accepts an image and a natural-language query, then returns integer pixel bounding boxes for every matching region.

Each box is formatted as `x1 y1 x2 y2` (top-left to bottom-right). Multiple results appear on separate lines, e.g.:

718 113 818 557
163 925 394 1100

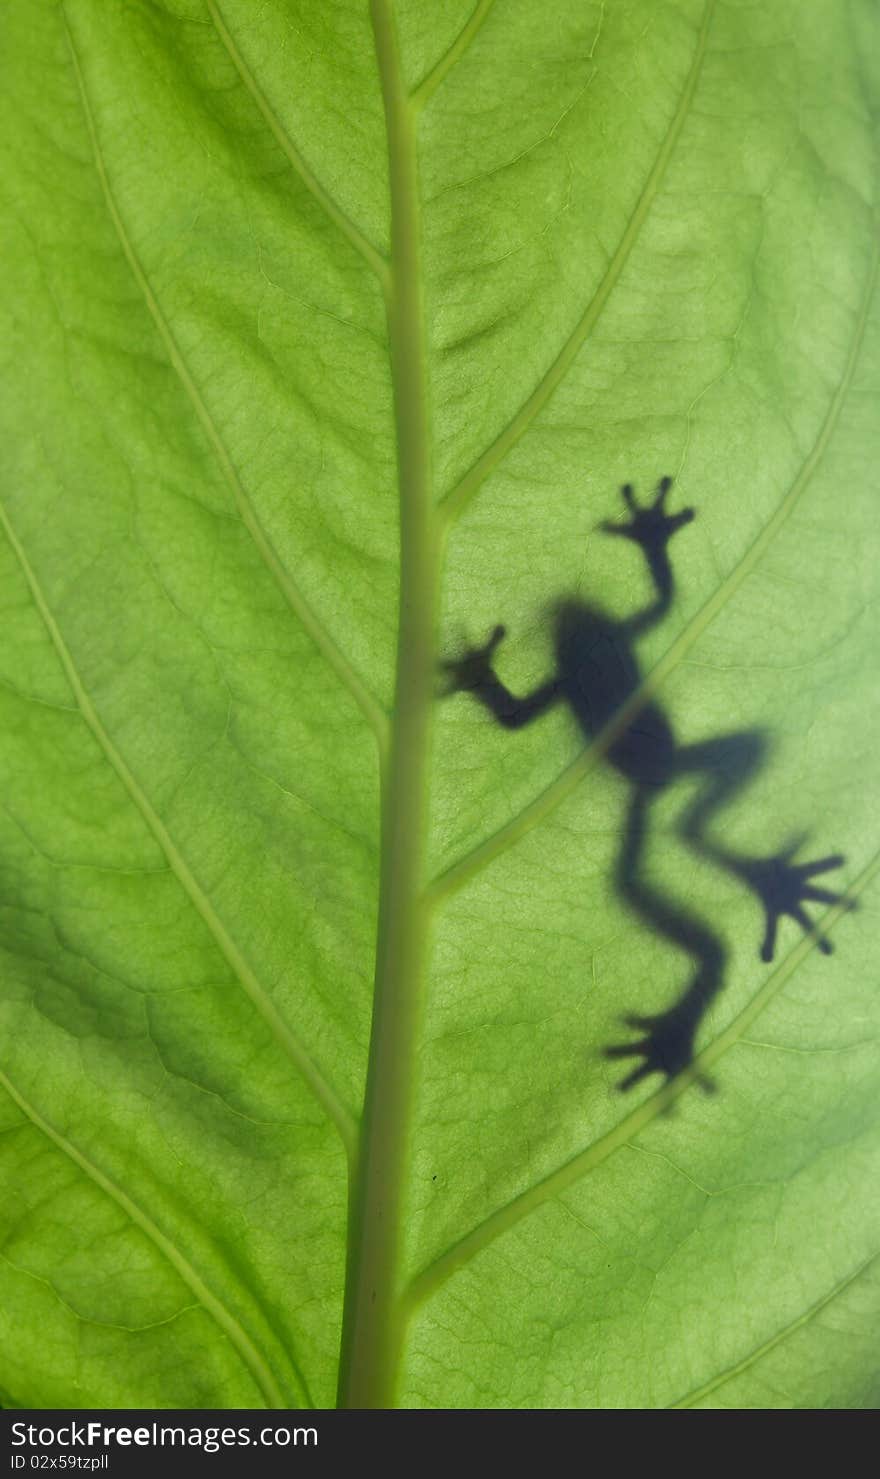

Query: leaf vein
411 0 498 110
440 0 716 523
0 496 358 1159
407 844 879 1306
205 0 391 288
670 1248 880 1408
64 10 389 751
0 1065 303 1408
429 238 879 902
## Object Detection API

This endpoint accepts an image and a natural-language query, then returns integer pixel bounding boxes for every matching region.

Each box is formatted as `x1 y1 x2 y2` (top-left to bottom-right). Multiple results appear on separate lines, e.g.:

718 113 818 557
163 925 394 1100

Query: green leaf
1 0 878 1410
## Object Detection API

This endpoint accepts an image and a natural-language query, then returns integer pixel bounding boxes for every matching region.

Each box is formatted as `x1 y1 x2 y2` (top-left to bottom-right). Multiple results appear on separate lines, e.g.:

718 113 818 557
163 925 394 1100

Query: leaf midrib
16 0 871 1413
334 0 439 1410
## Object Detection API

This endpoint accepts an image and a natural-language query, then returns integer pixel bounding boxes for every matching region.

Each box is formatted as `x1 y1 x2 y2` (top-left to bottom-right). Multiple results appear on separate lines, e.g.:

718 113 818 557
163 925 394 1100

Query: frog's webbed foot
601 476 694 550
605 1006 713 1093
440 624 506 696
739 841 854 962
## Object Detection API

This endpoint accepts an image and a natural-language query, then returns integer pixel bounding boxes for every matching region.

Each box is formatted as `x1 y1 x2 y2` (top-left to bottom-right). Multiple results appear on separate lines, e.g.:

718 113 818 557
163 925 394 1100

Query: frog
442 477 849 1090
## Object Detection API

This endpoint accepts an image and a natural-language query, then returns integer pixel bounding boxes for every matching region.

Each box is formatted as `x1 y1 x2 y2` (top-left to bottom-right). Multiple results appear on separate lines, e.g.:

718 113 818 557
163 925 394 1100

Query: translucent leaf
1 0 878 1409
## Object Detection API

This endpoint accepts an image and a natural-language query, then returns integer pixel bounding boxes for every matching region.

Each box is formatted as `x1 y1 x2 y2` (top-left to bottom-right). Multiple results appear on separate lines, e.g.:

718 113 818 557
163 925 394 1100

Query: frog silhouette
443 478 851 1090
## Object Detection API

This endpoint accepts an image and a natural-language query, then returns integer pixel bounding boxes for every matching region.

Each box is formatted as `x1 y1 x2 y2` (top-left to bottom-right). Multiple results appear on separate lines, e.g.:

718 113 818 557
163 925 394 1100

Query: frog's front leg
442 626 562 729
602 476 695 637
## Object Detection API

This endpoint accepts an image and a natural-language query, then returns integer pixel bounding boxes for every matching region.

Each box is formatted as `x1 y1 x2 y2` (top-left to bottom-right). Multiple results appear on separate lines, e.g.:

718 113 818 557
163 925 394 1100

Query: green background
0 0 878 1408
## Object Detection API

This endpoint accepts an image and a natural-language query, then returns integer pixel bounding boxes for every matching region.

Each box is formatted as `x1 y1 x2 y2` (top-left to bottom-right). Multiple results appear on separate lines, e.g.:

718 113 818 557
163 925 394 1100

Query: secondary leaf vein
407 845 880 1306
0 1065 300 1409
64 11 390 752
429 239 879 902
205 0 390 287
0 496 358 1159
440 0 716 523
670 1248 880 1408
411 0 498 110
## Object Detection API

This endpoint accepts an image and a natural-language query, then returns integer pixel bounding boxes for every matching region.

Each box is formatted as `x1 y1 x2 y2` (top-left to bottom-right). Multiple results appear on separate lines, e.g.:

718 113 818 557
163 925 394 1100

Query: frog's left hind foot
605 1002 713 1092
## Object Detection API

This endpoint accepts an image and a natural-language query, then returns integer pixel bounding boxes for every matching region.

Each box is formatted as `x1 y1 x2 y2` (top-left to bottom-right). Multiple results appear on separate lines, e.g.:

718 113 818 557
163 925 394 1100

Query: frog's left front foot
605 1004 705 1091
739 843 853 962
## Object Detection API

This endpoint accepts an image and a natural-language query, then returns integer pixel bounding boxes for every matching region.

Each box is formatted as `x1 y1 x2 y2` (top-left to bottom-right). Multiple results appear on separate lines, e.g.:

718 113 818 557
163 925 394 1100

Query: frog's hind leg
675 730 767 849
606 784 726 1088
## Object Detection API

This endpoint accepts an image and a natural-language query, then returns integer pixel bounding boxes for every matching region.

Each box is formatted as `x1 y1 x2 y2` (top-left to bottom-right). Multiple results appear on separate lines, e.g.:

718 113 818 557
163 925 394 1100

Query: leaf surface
1 0 878 1409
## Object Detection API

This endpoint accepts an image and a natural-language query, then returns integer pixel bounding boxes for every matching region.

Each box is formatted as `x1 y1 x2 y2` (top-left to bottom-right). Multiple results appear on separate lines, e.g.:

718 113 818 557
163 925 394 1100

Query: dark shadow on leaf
442 477 852 1093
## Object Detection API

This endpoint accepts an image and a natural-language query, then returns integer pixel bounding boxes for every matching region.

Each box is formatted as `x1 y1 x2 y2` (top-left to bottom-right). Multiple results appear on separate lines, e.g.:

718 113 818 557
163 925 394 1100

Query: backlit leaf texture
0 0 878 1409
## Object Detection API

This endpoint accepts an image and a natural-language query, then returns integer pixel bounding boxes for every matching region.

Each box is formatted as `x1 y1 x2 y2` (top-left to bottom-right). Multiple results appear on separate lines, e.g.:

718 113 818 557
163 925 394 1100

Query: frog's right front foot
441 624 506 695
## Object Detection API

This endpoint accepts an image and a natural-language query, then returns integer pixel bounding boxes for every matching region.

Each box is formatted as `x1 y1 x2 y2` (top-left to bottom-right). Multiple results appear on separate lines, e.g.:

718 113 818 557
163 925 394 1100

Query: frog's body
554 599 675 788
445 479 848 1089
